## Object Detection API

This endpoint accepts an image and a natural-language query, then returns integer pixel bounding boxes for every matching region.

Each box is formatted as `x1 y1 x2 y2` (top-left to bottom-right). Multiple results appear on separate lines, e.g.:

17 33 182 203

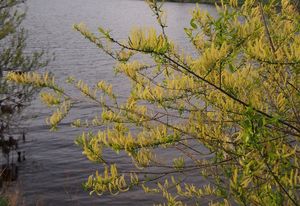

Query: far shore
161 0 220 3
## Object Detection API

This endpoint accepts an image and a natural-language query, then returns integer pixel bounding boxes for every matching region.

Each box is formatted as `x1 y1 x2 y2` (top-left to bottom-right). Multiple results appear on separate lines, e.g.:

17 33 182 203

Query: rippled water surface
17 0 217 205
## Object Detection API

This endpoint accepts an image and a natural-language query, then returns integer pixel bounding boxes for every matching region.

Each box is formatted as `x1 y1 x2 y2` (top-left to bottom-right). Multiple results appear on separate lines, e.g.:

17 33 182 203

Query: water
15 0 217 205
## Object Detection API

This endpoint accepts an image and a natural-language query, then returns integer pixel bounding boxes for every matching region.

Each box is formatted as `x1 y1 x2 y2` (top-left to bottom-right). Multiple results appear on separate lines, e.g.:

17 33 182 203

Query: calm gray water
16 0 217 205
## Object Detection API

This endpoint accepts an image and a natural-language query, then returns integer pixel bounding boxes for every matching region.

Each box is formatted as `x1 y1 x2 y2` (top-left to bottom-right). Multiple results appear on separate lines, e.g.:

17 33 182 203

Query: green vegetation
164 0 300 11
157 0 236 4
163 0 221 3
0 0 47 138
162 0 242 4
8 0 300 205
0 0 46 203
0 197 8 206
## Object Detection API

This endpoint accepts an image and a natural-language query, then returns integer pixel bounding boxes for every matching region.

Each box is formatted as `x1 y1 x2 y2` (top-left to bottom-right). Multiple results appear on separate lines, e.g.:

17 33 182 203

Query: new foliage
7 0 300 205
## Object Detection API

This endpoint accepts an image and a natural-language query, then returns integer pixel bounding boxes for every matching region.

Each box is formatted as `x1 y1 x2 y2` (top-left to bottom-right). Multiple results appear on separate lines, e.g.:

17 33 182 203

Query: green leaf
190 19 197 29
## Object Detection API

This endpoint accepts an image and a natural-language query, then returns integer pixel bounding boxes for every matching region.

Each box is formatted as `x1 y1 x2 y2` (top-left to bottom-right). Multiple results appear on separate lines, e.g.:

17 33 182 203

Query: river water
16 0 216 205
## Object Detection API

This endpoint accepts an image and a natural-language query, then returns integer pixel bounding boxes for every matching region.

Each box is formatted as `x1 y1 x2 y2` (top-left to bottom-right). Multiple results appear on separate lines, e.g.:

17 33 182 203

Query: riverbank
162 0 300 10
160 0 243 5
162 0 220 3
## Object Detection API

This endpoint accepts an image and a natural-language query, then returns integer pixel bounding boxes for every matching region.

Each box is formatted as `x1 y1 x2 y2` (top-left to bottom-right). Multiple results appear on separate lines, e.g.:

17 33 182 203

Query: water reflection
0 116 28 185
18 0 217 205
0 89 29 185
